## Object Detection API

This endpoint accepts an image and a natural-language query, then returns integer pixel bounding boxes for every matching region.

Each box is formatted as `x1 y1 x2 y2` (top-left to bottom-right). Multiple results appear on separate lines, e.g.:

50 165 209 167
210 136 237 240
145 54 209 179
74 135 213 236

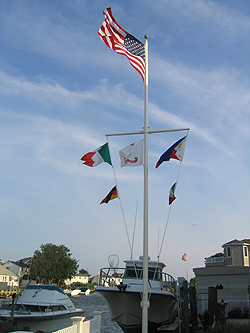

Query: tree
189 277 196 287
30 243 78 287
213 252 224 257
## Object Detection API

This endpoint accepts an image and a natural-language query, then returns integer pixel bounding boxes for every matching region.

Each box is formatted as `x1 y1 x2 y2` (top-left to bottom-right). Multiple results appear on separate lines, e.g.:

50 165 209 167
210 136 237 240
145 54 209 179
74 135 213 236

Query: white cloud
146 0 250 35
1 68 249 159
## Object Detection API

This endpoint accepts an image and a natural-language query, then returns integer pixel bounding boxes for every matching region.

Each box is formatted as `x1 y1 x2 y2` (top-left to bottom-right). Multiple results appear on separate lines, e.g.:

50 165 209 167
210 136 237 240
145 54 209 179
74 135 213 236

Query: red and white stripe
98 8 145 81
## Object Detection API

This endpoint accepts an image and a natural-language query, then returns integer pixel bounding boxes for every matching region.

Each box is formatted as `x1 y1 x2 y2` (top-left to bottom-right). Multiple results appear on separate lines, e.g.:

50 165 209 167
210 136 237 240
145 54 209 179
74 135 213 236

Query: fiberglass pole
142 34 149 333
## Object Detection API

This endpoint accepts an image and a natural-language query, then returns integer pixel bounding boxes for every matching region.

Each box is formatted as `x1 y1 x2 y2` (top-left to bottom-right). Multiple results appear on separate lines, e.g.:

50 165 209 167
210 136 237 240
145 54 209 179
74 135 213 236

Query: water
71 291 123 333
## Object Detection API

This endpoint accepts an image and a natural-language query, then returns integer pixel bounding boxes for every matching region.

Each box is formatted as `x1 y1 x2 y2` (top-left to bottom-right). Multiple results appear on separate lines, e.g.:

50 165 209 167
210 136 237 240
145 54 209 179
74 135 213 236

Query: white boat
70 289 81 297
96 258 177 332
0 284 84 332
84 289 91 296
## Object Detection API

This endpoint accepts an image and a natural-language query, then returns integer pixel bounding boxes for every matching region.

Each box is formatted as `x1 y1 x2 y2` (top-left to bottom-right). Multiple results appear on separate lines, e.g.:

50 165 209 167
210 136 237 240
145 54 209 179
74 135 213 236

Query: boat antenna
157 228 160 261
130 201 139 260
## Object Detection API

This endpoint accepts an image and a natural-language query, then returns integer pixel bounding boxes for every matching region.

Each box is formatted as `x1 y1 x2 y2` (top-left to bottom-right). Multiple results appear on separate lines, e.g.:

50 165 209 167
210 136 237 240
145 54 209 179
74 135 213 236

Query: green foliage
30 243 78 287
207 321 250 332
211 252 224 257
87 282 94 290
112 272 120 278
199 310 214 330
189 277 196 287
64 282 95 291
71 282 85 288
228 307 243 319
228 307 249 319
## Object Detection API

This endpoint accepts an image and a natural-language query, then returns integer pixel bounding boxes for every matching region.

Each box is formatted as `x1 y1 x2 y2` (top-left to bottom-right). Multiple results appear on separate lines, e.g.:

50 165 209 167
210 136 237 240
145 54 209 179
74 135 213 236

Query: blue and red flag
156 136 187 169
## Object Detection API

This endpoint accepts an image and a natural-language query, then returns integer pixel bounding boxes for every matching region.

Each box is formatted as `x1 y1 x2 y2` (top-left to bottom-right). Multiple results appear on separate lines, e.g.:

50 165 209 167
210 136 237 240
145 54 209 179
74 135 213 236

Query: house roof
222 239 250 247
4 257 31 268
15 257 31 268
0 265 18 277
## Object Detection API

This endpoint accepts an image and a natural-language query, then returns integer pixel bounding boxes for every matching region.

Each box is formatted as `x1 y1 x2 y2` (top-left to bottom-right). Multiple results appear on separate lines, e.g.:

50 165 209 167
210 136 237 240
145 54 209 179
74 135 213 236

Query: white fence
53 325 77 333
53 312 102 333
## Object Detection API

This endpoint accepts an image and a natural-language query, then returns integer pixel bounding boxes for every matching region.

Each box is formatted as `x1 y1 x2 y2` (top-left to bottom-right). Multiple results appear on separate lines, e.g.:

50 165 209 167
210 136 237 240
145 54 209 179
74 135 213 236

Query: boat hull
96 287 177 332
0 284 84 333
0 309 84 333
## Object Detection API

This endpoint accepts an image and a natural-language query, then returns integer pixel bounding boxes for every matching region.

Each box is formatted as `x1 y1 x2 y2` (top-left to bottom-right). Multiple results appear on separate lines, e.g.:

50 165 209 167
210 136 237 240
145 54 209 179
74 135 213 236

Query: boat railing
162 272 176 293
98 267 176 293
98 268 123 287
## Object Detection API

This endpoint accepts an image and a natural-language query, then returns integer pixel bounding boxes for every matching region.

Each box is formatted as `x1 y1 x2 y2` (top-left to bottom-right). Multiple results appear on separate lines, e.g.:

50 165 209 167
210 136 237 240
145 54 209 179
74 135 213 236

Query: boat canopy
25 284 65 294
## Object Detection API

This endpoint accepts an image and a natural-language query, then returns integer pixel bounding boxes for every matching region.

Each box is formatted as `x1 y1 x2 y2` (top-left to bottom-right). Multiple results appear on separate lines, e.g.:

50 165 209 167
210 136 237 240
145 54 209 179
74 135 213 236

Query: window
124 267 141 278
124 266 162 280
226 246 231 258
244 246 248 257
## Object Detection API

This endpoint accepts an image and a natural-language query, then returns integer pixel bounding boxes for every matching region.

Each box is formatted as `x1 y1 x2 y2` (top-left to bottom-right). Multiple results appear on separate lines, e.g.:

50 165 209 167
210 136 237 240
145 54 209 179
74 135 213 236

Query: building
193 239 250 315
0 265 19 290
3 257 31 286
64 273 89 285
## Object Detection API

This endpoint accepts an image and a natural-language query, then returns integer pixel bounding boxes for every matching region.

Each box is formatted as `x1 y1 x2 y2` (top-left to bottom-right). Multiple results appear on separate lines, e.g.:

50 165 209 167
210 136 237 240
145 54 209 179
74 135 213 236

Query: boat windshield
123 266 162 281
3 304 68 313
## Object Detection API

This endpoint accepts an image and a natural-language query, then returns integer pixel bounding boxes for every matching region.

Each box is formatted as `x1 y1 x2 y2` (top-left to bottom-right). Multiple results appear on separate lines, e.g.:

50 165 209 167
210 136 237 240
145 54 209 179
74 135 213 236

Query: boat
63 289 71 296
80 287 91 295
70 289 81 297
0 284 84 332
96 258 177 332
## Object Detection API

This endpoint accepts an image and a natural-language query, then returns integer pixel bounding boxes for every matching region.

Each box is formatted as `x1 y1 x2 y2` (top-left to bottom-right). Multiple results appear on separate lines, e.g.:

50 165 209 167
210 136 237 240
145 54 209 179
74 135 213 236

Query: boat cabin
122 259 174 292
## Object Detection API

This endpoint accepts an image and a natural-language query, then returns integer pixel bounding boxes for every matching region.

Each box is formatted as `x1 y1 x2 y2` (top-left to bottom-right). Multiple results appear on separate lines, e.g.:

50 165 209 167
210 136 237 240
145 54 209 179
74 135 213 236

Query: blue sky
1 0 250 280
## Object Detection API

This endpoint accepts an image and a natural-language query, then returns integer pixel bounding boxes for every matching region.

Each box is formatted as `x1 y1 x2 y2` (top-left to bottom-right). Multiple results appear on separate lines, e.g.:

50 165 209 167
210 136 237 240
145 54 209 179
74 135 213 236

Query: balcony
205 256 225 267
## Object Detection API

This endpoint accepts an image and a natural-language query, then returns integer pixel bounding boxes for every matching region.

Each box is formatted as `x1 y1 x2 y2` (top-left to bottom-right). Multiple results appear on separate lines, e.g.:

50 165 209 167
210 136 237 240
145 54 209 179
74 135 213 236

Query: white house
65 274 89 285
193 239 250 316
0 265 19 289
3 257 30 278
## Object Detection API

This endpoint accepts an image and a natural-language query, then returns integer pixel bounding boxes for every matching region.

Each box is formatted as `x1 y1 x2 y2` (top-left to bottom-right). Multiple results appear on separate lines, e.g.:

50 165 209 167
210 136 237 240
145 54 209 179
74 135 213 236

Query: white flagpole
186 260 188 281
142 34 149 333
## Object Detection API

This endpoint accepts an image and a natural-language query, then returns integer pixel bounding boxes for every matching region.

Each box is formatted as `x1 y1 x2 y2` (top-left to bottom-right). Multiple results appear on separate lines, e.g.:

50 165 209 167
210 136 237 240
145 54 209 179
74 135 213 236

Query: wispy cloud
2 66 249 157
145 0 250 35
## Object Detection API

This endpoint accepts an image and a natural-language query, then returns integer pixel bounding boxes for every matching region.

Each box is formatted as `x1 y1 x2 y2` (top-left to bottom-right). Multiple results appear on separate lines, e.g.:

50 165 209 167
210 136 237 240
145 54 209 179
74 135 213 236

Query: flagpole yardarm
105 128 190 137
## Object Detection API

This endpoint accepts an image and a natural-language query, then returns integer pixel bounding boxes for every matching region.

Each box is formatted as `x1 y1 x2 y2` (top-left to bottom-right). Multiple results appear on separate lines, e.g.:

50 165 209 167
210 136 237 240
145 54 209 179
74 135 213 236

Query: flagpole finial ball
144 35 148 39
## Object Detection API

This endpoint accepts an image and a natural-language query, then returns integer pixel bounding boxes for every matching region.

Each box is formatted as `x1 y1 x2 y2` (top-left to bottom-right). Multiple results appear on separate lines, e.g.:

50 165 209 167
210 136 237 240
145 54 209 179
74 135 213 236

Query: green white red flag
81 143 112 167
169 182 177 205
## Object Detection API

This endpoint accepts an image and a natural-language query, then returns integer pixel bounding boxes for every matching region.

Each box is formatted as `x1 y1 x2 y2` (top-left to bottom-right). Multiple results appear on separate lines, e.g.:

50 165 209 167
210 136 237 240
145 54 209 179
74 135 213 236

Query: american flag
182 253 188 261
98 8 145 81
